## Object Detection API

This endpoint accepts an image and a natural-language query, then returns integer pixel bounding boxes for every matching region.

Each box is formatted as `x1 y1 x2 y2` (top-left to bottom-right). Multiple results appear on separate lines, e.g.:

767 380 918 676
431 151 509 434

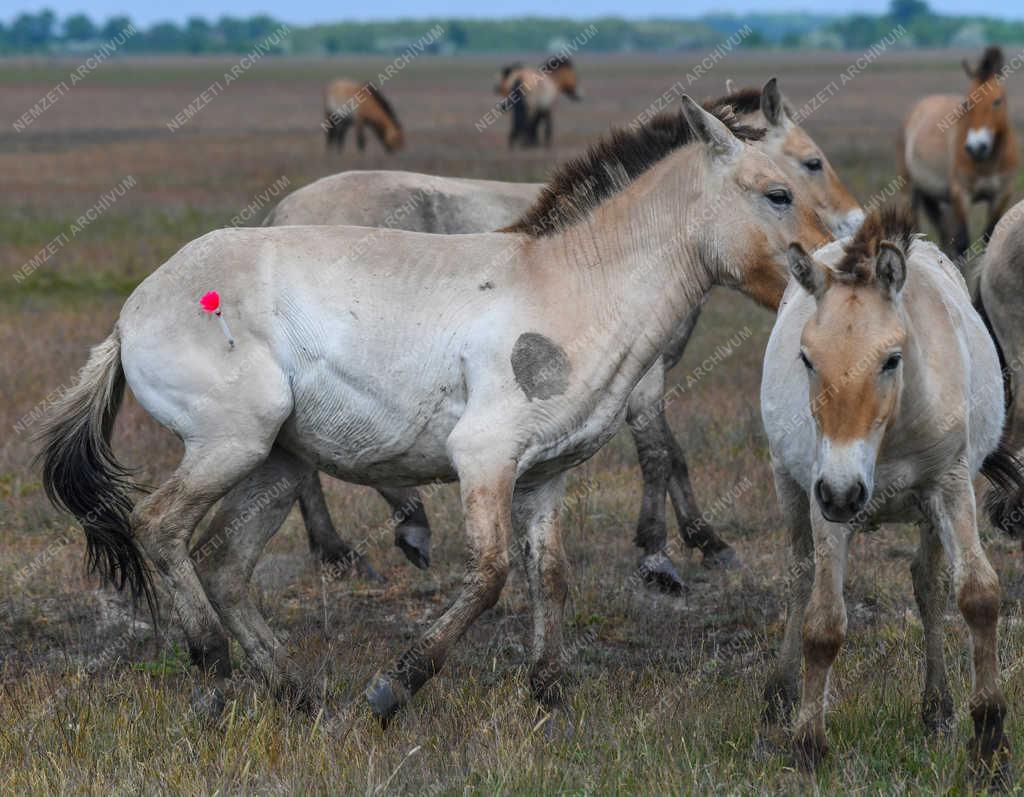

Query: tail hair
981 444 1024 538
36 326 157 616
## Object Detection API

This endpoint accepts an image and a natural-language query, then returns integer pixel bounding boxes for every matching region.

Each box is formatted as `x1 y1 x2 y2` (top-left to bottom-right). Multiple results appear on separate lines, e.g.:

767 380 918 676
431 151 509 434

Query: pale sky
9 0 1024 27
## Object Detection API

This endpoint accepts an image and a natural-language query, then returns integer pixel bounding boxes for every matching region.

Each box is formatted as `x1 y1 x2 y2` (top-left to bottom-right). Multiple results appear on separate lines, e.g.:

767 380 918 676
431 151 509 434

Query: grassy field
3 50 1024 794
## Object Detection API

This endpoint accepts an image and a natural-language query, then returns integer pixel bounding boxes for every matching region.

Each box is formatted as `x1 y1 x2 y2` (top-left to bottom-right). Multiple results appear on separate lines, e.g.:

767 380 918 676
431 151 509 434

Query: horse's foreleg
911 521 952 733
627 366 683 594
949 183 971 260
365 434 514 725
376 486 432 570
133 441 271 719
985 190 1012 243
762 468 812 726
542 110 553 147
515 475 569 706
923 474 1009 781
355 119 366 151
665 419 739 568
792 508 850 769
298 474 383 582
195 446 313 708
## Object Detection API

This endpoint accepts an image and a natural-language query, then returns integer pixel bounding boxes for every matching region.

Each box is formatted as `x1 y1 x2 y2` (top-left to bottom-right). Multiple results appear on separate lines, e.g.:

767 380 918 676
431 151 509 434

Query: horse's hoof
968 731 1013 789
189 684 226 724
365 674 409 728
702 545 742 571
396 526 431 570
921 691 954 736
761 678 799 727
639 554 685 595
792 730 829 771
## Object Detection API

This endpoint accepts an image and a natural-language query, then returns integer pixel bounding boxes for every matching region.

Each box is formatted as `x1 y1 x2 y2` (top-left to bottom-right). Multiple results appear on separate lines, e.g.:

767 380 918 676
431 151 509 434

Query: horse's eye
993 97 1003 107
804 157 823 172
882 353 902 373
799 351 814 371
766 188 793 207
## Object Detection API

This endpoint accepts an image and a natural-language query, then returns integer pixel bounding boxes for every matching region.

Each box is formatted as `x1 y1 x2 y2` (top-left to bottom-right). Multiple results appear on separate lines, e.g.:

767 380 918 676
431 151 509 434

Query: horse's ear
875 241 907 297
725 78 737 94
761 77 785 127
788 243 824 299
680 95 741 159
962 58 977 80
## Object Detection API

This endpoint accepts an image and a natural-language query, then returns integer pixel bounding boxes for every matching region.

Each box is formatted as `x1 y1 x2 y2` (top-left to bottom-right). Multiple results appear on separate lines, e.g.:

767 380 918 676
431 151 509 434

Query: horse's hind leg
916 191 945 248
377 486 432 570
762 467 812 726
196 446 314 705
514 475 569 707
910 521 952 733
299 474 383 582
132 440 273 716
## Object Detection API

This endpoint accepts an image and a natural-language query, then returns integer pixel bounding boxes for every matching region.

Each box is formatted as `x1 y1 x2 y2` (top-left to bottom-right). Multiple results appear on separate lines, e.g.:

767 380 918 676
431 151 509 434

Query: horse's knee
958 568 1001 630
802 605 845 667
471 548 509 608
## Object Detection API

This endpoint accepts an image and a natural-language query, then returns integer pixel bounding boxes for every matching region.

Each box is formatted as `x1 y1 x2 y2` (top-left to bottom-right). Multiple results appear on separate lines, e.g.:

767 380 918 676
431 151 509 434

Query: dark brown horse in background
900 46 1018 258
324 79 405 153
495 56 581 148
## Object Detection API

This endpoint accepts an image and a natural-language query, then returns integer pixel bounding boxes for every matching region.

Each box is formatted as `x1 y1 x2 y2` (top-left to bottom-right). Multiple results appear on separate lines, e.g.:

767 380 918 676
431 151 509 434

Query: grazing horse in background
324 79 404 153
260 79 862 595
40 99 830 724
761 203 1022 777
900 46 1018 258
495 56 581 148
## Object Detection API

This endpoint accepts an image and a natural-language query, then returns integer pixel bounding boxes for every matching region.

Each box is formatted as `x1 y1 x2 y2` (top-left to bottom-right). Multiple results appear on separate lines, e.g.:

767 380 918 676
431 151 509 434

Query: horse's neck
533 153 717 380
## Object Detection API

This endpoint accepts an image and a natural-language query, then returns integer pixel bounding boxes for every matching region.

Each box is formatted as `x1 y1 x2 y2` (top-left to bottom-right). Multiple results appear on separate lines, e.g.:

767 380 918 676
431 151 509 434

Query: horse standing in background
495 56 581 148
323 79 404 153
900 46 1018 258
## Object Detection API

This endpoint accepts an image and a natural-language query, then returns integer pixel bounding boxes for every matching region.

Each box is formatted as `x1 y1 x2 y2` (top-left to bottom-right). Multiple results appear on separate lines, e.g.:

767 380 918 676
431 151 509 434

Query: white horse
264 79 865 593
40 98 830 723
761 203 1022 777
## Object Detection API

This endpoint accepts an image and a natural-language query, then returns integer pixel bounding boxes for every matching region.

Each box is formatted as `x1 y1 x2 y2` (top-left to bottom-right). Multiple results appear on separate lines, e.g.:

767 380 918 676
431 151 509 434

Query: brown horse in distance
900 46 1018 258
324 79 404 153
495 56 581 148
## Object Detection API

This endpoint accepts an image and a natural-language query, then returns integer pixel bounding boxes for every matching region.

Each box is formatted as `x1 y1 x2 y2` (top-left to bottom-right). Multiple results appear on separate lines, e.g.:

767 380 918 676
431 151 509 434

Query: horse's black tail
973 283 1014 414
36 326 158 616
981 444 1024 538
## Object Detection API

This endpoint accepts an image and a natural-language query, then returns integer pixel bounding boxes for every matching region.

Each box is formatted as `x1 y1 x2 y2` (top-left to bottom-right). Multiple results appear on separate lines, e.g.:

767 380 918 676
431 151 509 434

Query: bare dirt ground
2 50 1024 794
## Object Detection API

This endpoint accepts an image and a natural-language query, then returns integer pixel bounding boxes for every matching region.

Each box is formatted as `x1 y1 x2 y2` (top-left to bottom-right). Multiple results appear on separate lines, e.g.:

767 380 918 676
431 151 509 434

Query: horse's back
265 170 542 232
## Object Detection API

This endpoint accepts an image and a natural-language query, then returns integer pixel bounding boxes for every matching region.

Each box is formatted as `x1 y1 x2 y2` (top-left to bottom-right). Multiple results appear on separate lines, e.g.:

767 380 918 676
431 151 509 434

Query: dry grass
3 51 1024 794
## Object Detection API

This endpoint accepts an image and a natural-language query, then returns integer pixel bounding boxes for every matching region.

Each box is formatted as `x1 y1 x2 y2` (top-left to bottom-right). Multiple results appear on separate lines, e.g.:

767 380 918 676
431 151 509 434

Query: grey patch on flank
511 332 570 400
479 281 495 291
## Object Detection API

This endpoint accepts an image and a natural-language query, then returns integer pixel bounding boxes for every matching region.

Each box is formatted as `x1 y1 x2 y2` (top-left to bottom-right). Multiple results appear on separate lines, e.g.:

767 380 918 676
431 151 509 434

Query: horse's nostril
852 481 867 510
814 478 831 508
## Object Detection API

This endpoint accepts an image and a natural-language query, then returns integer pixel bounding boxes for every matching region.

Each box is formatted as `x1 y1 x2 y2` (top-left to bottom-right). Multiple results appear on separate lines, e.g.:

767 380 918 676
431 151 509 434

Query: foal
761 203 1021 774
900 46 1018 258
41 99 829 723
323 79 404 153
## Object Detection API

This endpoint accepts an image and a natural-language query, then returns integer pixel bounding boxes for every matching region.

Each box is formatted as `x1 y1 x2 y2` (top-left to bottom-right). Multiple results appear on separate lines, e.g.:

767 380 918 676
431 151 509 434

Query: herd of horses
324 55 582 152
38 45 1024 779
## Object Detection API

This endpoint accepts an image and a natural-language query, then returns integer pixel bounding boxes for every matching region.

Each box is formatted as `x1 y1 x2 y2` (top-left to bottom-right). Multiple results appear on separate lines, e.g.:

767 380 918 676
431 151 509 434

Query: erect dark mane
502 105 765 237
977 46 1005 82
835 201 915 278
363 82 401 130
710 87 763 116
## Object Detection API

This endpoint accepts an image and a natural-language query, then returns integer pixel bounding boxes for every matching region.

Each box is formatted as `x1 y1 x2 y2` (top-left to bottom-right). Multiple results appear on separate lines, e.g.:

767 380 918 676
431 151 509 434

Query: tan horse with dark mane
900 46 1018 258
324 79 404 153
495 56 581 148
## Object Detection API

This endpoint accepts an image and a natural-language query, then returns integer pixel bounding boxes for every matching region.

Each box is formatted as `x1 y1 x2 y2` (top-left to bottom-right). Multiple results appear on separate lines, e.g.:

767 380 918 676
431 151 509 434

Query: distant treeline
2 1 1023 56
